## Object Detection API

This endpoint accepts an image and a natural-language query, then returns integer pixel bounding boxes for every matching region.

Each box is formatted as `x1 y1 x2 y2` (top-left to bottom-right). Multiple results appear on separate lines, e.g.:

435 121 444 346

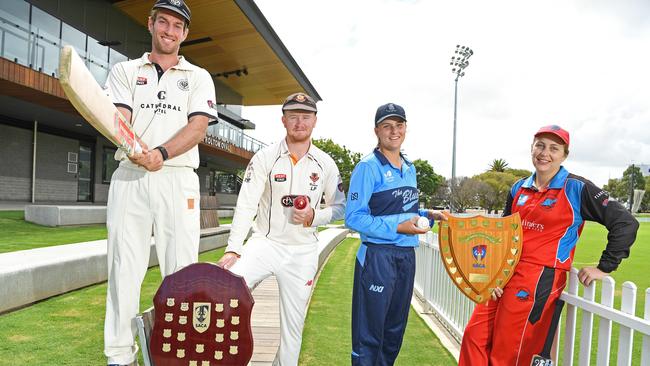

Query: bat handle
134 140 143 154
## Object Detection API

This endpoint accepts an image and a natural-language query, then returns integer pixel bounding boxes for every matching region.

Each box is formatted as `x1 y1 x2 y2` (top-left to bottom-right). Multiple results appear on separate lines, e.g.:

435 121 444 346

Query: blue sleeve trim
556 178 584 262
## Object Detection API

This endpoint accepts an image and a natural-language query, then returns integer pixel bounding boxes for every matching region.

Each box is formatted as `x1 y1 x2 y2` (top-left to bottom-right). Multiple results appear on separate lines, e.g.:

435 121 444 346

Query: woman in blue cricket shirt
345 103 446 366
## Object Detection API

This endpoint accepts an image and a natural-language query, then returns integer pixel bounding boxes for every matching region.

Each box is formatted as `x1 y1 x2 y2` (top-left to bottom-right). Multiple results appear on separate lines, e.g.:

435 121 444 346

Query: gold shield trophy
438 212 523 303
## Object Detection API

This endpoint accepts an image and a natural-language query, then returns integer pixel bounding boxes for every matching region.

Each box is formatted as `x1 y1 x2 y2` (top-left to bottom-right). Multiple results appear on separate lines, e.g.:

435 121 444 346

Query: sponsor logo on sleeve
243 162 254 183
594 190 610 206
351 192 359 200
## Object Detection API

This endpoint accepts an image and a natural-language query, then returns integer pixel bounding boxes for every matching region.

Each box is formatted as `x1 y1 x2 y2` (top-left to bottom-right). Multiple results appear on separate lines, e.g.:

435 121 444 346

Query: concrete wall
34 132 79 201
0 124 33 200
0 124 81 202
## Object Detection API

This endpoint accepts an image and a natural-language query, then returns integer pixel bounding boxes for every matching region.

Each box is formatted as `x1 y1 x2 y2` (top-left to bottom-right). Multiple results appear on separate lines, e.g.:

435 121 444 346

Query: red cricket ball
294 195 308 210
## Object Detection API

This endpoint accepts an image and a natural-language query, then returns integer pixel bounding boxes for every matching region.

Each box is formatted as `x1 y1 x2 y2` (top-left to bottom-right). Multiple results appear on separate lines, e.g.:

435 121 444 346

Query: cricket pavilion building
0 0 320 206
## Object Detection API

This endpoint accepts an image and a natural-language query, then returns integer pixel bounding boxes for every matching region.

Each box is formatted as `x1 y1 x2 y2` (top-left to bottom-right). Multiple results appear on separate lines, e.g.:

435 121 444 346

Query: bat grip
134 140 143 154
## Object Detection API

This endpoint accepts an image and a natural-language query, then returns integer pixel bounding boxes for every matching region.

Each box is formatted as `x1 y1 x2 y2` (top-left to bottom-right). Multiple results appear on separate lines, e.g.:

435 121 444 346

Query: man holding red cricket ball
217 92 346 365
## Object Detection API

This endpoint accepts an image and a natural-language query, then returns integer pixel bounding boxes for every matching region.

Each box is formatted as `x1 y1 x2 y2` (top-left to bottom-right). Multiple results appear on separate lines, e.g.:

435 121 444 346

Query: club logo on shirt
274 174 286 182
136 76 147 85
517 194 529 206
310 173 319 183
207 100 214 108
540 198 557 210
350 192 359 200
177 78 189 91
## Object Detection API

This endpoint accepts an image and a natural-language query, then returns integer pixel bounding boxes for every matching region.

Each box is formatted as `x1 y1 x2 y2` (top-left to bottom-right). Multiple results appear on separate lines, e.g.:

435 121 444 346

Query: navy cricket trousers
351 243 416 366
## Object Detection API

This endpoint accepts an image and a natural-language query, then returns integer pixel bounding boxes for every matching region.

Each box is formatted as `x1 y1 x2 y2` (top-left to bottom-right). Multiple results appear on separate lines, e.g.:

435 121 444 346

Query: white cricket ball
416 216 430 230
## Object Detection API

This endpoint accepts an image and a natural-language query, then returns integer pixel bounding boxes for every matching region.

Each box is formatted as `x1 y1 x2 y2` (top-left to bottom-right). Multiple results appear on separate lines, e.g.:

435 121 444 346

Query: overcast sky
241 0 650 187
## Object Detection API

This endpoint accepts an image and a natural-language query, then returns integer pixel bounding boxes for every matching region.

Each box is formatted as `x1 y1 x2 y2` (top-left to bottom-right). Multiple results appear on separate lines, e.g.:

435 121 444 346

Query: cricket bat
59 45 142 156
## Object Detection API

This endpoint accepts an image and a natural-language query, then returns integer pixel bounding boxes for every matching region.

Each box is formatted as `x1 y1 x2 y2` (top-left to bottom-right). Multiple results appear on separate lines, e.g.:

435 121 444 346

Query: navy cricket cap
153 0 191 25
375 103 407 126
282 93 318 113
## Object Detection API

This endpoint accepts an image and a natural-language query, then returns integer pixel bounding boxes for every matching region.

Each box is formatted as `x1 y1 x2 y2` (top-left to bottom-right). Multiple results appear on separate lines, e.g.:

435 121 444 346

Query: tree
609 165 646 206
505 168 532 180
449 177 484 213
312 138 361 193
488 158 509 172
474 171 519 214
413 159 444 207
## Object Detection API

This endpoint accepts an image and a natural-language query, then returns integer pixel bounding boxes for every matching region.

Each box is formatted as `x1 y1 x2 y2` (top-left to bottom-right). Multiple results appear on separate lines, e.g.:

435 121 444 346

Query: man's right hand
397 216 429 235
217 252 240 270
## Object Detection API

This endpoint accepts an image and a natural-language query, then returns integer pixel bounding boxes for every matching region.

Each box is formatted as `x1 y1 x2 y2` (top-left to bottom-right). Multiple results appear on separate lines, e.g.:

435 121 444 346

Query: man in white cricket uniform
103 1 217 365
217 93 346 365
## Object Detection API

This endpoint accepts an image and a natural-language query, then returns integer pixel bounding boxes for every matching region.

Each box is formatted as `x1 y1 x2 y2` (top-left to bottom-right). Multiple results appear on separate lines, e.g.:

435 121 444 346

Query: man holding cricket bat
103 1 217 365
217 93 346 365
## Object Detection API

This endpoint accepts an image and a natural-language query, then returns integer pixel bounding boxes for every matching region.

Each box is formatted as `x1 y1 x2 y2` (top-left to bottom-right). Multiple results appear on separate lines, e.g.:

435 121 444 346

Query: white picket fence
414 231 650 365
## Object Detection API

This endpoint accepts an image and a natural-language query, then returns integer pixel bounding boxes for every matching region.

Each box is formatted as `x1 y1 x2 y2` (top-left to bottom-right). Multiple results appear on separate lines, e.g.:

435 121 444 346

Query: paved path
249 277 281 365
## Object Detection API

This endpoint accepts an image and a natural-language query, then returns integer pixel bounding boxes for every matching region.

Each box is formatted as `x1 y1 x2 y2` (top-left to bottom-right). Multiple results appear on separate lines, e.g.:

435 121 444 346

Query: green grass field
0 211 232 254
0 236 454 365
300 238 456 365
0 248 227 365
0 211 107 253
559 221 649 365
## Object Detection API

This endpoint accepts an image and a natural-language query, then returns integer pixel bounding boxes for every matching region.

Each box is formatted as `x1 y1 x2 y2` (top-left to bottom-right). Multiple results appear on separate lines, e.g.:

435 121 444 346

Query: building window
102 147 119 183
211 171 240 194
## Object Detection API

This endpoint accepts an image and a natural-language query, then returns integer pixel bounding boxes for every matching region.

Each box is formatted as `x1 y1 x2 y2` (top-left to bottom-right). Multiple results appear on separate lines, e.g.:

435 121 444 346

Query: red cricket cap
534 125 570 146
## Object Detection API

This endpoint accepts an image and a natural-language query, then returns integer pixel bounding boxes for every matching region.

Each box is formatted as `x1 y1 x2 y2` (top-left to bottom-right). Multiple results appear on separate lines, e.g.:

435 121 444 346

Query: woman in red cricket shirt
458 125 639 366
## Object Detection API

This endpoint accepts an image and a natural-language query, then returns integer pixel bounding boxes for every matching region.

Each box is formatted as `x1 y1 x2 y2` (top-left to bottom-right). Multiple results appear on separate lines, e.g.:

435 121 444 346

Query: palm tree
489 158 509 172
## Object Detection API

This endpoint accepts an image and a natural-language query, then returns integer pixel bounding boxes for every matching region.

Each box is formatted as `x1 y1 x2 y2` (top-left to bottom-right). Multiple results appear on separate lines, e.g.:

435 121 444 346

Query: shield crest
150 263 254 365
438 213 523 303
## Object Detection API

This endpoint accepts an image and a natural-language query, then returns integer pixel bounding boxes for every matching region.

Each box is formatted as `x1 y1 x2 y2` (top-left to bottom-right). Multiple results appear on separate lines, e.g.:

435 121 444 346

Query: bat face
58 46 141 156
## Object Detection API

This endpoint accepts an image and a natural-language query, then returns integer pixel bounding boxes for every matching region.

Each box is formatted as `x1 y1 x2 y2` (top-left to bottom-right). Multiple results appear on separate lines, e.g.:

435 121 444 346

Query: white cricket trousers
104 163 200 365
230 235 318 366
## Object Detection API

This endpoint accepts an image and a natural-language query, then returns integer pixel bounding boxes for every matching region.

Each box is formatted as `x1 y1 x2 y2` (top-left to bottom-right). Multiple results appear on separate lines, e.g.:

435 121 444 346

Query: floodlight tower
449 44 473 212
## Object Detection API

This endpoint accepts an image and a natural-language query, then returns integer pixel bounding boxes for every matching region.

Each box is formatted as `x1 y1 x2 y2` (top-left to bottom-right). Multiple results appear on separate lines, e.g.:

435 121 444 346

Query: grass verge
299 238 456 365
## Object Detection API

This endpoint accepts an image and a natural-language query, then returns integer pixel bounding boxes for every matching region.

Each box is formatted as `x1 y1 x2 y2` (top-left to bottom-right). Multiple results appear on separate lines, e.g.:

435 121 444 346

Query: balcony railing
0 9 113 85
1 5 266 156
206 120 266 154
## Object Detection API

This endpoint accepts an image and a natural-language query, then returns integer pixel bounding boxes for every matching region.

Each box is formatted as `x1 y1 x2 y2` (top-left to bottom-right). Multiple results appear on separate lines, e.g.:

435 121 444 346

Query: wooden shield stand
438 213 523 304
149 263 254 365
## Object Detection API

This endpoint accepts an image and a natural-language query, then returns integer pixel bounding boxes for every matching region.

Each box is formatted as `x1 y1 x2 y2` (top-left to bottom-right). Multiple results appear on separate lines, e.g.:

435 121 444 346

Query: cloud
244 0 650 187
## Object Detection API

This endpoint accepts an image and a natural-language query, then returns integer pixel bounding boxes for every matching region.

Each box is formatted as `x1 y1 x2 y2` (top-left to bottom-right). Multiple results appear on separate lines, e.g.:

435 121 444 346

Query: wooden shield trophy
150 263 254 365
438 213 523 304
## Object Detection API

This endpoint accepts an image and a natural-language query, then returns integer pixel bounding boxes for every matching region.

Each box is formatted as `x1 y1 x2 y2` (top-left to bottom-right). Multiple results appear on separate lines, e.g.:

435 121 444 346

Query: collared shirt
345 148 429 247
105 53 217 168
505 166 638 272
226 139 346 254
